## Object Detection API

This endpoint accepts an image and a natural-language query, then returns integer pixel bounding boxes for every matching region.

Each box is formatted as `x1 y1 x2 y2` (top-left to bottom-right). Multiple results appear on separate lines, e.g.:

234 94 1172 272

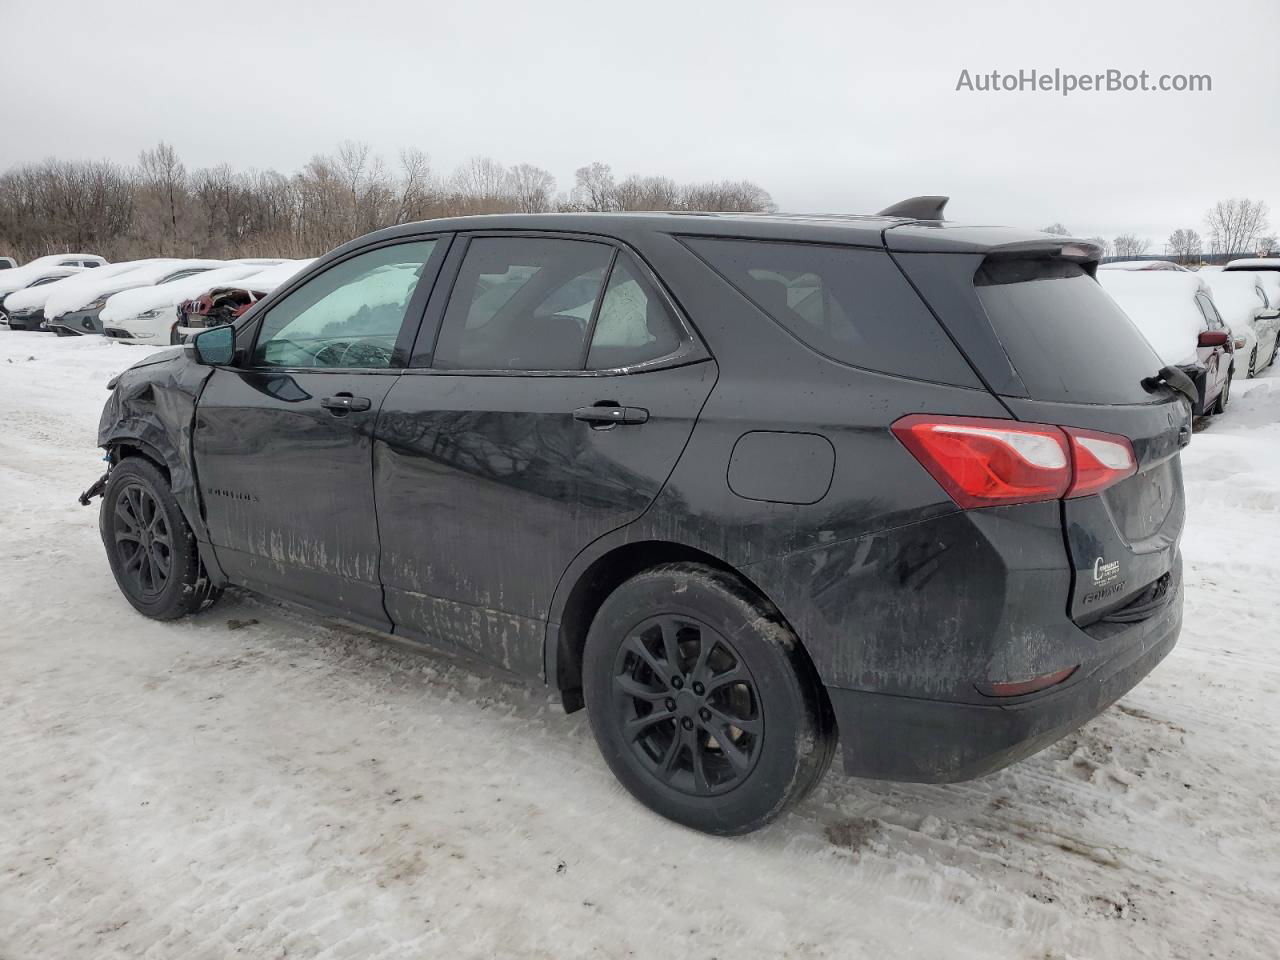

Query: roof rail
877 196 949 220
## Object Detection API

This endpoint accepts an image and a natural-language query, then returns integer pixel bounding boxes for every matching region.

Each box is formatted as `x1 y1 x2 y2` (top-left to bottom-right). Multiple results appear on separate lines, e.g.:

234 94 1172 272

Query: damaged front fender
96 346 221 573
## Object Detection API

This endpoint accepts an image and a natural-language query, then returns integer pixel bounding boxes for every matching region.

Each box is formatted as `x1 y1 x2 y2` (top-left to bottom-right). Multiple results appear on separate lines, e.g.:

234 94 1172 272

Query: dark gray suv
87 202 1188 834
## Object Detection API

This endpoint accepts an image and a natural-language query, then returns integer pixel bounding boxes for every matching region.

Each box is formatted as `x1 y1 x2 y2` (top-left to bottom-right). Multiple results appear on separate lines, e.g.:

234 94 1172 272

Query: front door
372 234 715 674
194 237 447 627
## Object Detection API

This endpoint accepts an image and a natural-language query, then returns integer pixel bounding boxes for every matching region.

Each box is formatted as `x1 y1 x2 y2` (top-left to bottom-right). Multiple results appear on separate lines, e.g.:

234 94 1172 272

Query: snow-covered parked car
174 259 315 341
101 264 270 344
0 265 93 329
1099 259 1189 272
1224 256 1280 275
3 260 163 332
0 256 16 269
0 253 107 323
1200 270 1279 377
1225 261 1280 334
1098 271 1236 415
45 259 224 336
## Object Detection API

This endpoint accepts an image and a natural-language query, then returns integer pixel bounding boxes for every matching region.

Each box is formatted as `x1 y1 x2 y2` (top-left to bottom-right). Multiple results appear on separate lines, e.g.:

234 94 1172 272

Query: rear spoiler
980 238 1104 264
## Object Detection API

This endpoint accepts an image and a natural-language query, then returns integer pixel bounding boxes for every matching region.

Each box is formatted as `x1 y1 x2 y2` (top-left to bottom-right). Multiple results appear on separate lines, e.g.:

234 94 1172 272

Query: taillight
1063 428 1136 498
892 415 1137 508
891 415 1070 508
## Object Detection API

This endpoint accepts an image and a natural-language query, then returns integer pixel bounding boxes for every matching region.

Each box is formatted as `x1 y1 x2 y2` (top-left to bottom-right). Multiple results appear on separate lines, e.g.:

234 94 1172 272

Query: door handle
321 395 372 413
573 404 649 426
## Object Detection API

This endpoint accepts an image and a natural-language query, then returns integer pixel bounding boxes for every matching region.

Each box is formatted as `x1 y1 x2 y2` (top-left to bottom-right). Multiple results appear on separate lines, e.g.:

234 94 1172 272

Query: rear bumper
827 573 1181 782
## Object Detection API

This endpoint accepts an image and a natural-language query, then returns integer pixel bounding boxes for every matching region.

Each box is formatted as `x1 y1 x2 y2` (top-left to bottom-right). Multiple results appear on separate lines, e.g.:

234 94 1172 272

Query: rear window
683 237 978 386
975 260 1163 404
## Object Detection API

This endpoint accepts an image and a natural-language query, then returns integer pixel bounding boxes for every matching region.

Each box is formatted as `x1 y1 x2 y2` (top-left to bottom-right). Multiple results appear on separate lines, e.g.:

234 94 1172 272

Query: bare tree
681 179 776 213
137 142 189 255
1256 235 1277 256
1042 222 1070 235
1166 228 1202 264
449 156 513 214
506 163 556 213
394 148 436 223
614 174 681 210
571 162 617 212
1204 198 1270 256
0 142 781 261
1113 234 1150 258
1087 235 1111 257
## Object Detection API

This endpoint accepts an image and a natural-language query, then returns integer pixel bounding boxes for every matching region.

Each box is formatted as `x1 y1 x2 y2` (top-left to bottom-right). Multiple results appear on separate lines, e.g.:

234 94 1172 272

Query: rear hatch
889 232 1190 625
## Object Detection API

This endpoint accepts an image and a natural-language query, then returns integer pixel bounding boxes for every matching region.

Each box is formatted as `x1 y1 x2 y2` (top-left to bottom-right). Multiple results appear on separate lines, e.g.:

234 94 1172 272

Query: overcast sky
6 0 1279 248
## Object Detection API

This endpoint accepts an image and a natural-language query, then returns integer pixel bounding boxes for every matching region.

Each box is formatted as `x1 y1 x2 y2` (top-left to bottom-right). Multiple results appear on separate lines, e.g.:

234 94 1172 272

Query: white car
0 266 90 329
101 264 269 343
0 252 106 300
1224 259 1280 336
1099 260 1189 272
3 260 171 331
1098 271 1236 415
44 259 225 336
1200 271 1279 377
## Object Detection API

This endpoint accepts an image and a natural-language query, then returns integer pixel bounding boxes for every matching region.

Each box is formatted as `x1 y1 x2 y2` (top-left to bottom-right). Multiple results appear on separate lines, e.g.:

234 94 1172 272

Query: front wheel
100 457 220 620
582 563 835 835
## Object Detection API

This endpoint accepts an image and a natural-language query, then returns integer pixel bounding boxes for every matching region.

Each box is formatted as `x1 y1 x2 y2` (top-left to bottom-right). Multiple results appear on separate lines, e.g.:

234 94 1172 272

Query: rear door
895 248 1190 624
372 233 715 674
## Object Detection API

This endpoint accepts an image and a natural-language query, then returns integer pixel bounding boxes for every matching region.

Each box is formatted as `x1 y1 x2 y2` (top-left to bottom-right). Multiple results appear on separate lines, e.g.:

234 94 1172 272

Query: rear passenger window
433 237 613 371
587 255 682 369
684 237 971 383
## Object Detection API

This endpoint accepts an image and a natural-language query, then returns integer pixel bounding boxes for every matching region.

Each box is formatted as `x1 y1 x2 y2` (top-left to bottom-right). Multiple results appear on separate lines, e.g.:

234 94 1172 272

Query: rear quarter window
975 259 1163 404
682 237 979 387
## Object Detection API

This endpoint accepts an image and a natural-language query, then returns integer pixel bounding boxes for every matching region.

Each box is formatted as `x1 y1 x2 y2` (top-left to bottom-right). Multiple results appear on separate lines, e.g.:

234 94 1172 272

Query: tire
99 457 221 620
582 562 836 835
1248 346 1258 378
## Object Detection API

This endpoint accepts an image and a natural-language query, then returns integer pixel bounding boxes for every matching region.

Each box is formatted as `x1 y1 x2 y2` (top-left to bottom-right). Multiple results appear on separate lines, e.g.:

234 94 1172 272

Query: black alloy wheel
611 614 763 796
112 482 173 598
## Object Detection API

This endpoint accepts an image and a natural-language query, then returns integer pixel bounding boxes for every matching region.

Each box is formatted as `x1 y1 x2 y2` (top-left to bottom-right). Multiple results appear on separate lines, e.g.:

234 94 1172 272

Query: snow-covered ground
2 332 1278 960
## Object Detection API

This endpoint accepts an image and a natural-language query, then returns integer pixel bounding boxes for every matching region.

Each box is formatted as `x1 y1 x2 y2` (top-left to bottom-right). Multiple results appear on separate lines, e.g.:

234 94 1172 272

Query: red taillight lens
1063 428 1137 498
891 415 1071 508
893 416 1138 507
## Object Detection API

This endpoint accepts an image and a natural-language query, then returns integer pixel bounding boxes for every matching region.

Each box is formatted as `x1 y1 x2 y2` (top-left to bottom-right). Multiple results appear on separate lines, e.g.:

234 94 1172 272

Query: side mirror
1198 330 1230 348
190 325 236 366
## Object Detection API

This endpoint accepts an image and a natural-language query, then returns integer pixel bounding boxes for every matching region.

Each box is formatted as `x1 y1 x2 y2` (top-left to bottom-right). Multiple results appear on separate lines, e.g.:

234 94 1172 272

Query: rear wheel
582 562 835 835
100 457 220 620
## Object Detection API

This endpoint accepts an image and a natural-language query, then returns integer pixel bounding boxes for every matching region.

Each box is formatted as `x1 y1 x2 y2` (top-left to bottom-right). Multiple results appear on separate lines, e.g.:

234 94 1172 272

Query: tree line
1042 197 1275 264
0 142 777 262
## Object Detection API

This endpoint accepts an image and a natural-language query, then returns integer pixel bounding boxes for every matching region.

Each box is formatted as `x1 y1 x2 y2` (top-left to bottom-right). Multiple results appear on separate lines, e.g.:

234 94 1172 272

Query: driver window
254 240 437 369
432 237 613 370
